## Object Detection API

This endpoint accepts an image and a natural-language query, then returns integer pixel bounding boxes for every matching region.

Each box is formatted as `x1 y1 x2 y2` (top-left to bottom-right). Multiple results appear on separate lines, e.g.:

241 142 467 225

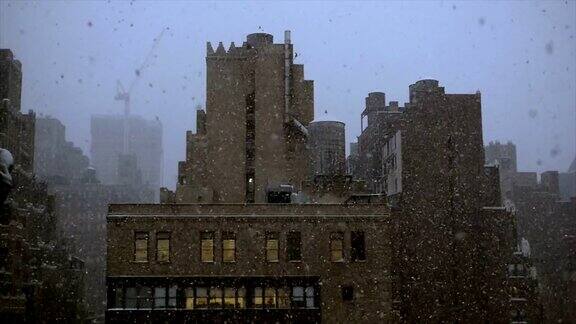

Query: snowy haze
1 1 574 189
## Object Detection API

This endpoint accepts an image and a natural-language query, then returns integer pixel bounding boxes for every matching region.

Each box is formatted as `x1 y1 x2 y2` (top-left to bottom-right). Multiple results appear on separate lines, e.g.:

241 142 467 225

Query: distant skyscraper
485 141 518 199
308 121 345 176
90 114 162 199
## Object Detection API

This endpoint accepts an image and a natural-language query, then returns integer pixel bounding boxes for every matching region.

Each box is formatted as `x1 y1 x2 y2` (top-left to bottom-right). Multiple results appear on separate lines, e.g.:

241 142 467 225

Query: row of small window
111 285 316 310
134 230 367 263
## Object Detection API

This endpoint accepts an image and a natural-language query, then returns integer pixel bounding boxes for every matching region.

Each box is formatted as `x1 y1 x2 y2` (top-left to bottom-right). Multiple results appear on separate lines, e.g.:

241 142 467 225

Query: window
305 287 315 308
209 287 223 308
266 232 279 262
185 288 195 309
264 287 277 308
224 288 236 309
195 287 208 308
237 288 246 309
201 231 214 262
278 288 290 308
292 286 305 308
330 232 344 262
351 231 366 261
156 232 170 262
126 287 137 308
168 286 177 308
342 285 354 301
253 287 263 308
125 286 153 309
222 232 236 262
113 287 124 308
287 231 302 261
154 287 166 308
134 232 149 262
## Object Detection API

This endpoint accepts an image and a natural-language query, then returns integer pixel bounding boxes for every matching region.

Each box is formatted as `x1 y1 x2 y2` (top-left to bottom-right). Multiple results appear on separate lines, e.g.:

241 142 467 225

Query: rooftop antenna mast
115 28 166 154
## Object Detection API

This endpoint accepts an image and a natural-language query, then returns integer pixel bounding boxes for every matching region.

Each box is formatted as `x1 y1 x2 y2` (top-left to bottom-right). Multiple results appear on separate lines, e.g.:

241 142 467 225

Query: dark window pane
351 231 366 261
287 231 302 261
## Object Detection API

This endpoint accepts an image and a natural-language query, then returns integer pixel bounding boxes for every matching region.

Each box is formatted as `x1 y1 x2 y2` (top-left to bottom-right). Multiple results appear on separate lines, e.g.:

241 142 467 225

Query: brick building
176 32 314 204
509 171 576 322
358 80 517 322
106 204 393 323
308 121 346 176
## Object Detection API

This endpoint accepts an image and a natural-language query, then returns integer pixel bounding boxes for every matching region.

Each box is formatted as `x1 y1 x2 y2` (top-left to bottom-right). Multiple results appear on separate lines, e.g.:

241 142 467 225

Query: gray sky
1 1 574 189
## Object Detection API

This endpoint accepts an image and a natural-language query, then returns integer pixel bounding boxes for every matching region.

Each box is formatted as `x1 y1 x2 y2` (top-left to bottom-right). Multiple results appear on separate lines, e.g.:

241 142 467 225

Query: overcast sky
1 1 574 189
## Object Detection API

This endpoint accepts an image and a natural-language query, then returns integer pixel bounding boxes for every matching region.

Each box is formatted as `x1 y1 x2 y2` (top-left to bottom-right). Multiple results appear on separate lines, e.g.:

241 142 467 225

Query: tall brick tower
177 31 314 203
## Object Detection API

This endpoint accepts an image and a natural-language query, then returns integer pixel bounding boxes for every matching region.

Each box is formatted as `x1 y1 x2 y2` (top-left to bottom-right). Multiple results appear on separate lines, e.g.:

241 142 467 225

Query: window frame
287 231 302 262
156 231 171 263
351 231 366 262
330 232 345 262
266 231 280 263
134 231 149 262
222 231 236 263
200 231 215 263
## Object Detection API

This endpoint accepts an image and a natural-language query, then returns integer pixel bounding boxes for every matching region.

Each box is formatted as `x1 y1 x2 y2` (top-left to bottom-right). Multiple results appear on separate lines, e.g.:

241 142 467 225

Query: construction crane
115 28 166 153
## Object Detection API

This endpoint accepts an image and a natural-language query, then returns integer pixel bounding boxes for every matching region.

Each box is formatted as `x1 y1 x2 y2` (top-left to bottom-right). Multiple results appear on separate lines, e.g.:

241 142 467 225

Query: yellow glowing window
134 232 148 262
330 232 344 262
266 232 279 262
209 287 222 308
195 287 208 308
264 288 277 308
237 287 246 309
185 288 194 309
253 287 263 307
222 232 236 262
201 231 214 262
156 232 170 262
224 288 236 308
278 287 290 308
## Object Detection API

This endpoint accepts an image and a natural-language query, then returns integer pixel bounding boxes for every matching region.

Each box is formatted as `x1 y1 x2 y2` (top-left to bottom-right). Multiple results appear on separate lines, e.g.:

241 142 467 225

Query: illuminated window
209 287 223 308
185 288 194 309
264 287 277 308
237 287 246 309
195 287 208 308
222 232 236 262
278 287 290 308
224 288 236 309
351 231 366 261
330 232 344 262
201 231 214 262
253 287 263 307
156 232 170 262
134 232 148 262
266 232 279 262
287 231 302 261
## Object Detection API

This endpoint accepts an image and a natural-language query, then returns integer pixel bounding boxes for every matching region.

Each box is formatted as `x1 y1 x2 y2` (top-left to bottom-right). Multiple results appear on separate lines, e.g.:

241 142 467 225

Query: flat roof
108 203 390 217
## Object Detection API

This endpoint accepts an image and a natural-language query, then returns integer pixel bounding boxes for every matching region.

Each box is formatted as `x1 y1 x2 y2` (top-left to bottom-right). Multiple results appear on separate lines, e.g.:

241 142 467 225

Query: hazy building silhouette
34 116 90 184
90 114 162 201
